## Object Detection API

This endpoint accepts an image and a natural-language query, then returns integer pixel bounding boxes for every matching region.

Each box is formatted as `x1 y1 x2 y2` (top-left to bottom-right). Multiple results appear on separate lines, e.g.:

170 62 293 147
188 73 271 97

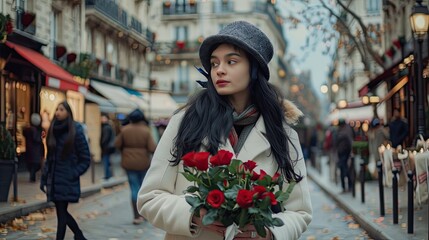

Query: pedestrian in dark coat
23 113 45 182
100 113 115 180
40 101 90 240
335 119 354 192
388 108 409 148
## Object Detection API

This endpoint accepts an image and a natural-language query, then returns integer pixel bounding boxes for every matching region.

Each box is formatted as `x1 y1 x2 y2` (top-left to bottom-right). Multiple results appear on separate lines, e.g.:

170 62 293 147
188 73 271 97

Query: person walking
115 109 156 225
137 21 312 239
335 119 354 193
368 118 389 176
40 101 90 240
23 113 45 182
100 113 115 180
388 108 409 148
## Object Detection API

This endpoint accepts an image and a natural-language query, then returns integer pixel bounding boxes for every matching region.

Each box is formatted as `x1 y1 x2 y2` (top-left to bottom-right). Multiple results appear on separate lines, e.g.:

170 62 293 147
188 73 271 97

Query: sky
279 0 335 98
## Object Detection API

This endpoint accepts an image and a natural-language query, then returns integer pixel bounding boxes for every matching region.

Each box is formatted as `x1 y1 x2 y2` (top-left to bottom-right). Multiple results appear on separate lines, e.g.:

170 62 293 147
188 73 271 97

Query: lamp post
410 0 429 137
146 48 156 120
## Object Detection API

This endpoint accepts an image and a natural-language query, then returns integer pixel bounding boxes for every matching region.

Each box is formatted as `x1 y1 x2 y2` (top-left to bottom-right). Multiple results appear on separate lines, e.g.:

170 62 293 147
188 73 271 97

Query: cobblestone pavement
2 178 370 240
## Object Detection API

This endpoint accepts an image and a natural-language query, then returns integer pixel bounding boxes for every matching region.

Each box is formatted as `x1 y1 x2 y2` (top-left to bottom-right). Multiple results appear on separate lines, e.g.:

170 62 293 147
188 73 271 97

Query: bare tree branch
336 0 385 69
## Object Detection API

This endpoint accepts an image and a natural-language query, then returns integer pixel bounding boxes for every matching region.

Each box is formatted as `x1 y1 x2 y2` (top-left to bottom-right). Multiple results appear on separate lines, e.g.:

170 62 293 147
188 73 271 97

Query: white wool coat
137 106 312 240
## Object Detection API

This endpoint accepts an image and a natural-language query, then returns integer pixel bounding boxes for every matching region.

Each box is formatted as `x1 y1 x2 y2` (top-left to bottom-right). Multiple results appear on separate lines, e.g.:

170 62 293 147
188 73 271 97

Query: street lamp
410 0 429 137
146 48 156 120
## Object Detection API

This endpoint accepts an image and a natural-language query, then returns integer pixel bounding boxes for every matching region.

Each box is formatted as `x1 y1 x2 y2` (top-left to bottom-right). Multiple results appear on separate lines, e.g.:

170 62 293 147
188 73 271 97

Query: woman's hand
192 208 226 237
192 208 273 239
233 226 273 239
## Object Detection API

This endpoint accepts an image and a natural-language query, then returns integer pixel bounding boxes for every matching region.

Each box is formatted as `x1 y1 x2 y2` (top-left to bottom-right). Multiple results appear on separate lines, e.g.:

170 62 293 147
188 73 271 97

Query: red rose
236 189 255 208
194 152 210 171
207 189 225 208
182 151 210 171
182 151 196 167
243 160 257 171
258 169 268 180
261 192 277 205
272 172 281 182
252 185 267 197
251 171 260 181
210 150 233 166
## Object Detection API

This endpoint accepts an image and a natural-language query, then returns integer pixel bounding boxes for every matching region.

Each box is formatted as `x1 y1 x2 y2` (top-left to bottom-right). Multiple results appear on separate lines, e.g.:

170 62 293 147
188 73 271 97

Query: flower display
181 150 296 238
0 13 13 43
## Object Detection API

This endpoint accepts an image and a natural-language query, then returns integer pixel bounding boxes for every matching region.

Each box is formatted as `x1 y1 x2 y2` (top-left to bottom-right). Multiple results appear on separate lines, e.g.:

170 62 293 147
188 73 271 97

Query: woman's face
210 44 251 99
55 104 69 121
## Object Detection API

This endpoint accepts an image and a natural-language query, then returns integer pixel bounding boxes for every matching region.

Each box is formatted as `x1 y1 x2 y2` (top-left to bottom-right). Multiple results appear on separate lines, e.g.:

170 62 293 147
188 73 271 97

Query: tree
281 0 385 76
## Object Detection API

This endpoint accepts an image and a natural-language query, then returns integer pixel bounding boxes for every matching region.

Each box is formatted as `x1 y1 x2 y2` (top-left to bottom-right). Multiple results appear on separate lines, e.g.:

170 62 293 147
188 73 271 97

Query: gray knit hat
199 21 274 80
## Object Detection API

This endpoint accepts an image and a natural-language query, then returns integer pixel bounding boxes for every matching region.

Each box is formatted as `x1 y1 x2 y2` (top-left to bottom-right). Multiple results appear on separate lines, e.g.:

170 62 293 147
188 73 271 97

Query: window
175 26 188 41
366 0 380 14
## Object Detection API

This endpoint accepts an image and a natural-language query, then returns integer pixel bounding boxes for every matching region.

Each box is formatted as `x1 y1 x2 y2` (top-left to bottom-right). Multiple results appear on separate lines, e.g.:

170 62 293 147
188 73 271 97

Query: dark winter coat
389 118 408 148
41 122 90 202
100 122 115 155
23 126 44 164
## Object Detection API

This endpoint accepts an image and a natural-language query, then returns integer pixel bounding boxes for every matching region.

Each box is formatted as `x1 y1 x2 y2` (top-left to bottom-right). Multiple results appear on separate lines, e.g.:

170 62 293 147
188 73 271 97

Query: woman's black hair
171 44 302 182
46 100 76 158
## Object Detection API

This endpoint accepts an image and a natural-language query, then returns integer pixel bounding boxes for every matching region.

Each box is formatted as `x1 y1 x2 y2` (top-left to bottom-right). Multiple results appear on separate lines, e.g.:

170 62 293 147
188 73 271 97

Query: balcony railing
86 0 128 29
154 40 200 55
130 16 142 34
212 1 234 13
162 1 198 15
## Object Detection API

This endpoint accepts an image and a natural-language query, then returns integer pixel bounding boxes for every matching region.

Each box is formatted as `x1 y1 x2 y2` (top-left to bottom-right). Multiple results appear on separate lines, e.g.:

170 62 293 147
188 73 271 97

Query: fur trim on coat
283 99 303 126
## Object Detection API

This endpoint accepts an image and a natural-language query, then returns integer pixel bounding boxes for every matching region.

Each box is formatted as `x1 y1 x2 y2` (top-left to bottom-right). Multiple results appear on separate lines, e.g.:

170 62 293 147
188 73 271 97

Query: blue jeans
102 154 112 180
126 170 147 202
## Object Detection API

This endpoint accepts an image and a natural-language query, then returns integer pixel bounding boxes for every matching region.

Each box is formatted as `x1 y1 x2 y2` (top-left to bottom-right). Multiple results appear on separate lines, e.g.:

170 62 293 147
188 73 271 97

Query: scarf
53 120 68 137
229 105 260 154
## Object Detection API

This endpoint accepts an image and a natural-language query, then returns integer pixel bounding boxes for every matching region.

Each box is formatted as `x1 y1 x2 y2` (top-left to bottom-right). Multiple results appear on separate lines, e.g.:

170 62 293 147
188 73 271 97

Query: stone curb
307 168 392 240
0 177 127 224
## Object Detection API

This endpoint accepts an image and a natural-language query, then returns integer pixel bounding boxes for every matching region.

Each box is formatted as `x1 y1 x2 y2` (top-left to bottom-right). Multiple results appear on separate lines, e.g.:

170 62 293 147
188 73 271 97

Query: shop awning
327 103 386 124
125 88 150 111
84 91 116 113
140 91 179 119
5 41 86 92
90 80 138 114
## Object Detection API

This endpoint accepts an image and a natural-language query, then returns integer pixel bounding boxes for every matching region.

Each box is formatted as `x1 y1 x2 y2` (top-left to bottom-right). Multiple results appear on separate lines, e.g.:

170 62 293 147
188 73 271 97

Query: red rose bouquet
181 150 296 238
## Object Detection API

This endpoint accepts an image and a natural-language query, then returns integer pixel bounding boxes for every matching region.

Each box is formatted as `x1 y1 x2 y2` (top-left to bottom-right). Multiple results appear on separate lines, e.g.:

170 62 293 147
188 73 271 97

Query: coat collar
218 116 270 161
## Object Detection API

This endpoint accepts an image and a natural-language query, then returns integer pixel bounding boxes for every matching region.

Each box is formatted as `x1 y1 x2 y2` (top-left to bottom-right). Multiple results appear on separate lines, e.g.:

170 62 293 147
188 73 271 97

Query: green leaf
254 221 267 238
182 172 199 182
229 159 241 174
248 207 259 214
185 195 202 208
238 208 249 228
185 186 199 193
224 185 240 199
202 209 218 225
272 217 284 227
277 181 296 203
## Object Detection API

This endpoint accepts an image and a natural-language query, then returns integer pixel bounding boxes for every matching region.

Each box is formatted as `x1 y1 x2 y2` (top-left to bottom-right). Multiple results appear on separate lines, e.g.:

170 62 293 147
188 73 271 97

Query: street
1 177 372 240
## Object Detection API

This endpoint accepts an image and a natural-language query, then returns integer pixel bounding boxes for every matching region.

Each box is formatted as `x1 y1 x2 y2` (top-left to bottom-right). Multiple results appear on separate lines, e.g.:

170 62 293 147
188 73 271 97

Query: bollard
91 157 95 184
407 170 414 234
377 160 385 216
392 168 399 224
360 160 365 203
13 157 18 202
351 156 356 198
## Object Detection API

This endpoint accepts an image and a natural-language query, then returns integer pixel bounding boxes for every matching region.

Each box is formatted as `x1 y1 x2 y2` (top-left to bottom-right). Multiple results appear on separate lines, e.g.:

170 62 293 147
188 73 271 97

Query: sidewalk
308 155 428 240
0 152 127 224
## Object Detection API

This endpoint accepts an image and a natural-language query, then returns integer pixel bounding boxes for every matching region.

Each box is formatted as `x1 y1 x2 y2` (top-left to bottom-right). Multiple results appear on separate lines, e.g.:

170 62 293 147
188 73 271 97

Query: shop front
0 41 87 170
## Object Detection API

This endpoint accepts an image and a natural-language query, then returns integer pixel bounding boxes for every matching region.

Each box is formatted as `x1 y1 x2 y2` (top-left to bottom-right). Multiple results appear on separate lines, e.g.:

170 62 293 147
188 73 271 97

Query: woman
137 21 312 240
115 109 156 225
40 101 90 240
